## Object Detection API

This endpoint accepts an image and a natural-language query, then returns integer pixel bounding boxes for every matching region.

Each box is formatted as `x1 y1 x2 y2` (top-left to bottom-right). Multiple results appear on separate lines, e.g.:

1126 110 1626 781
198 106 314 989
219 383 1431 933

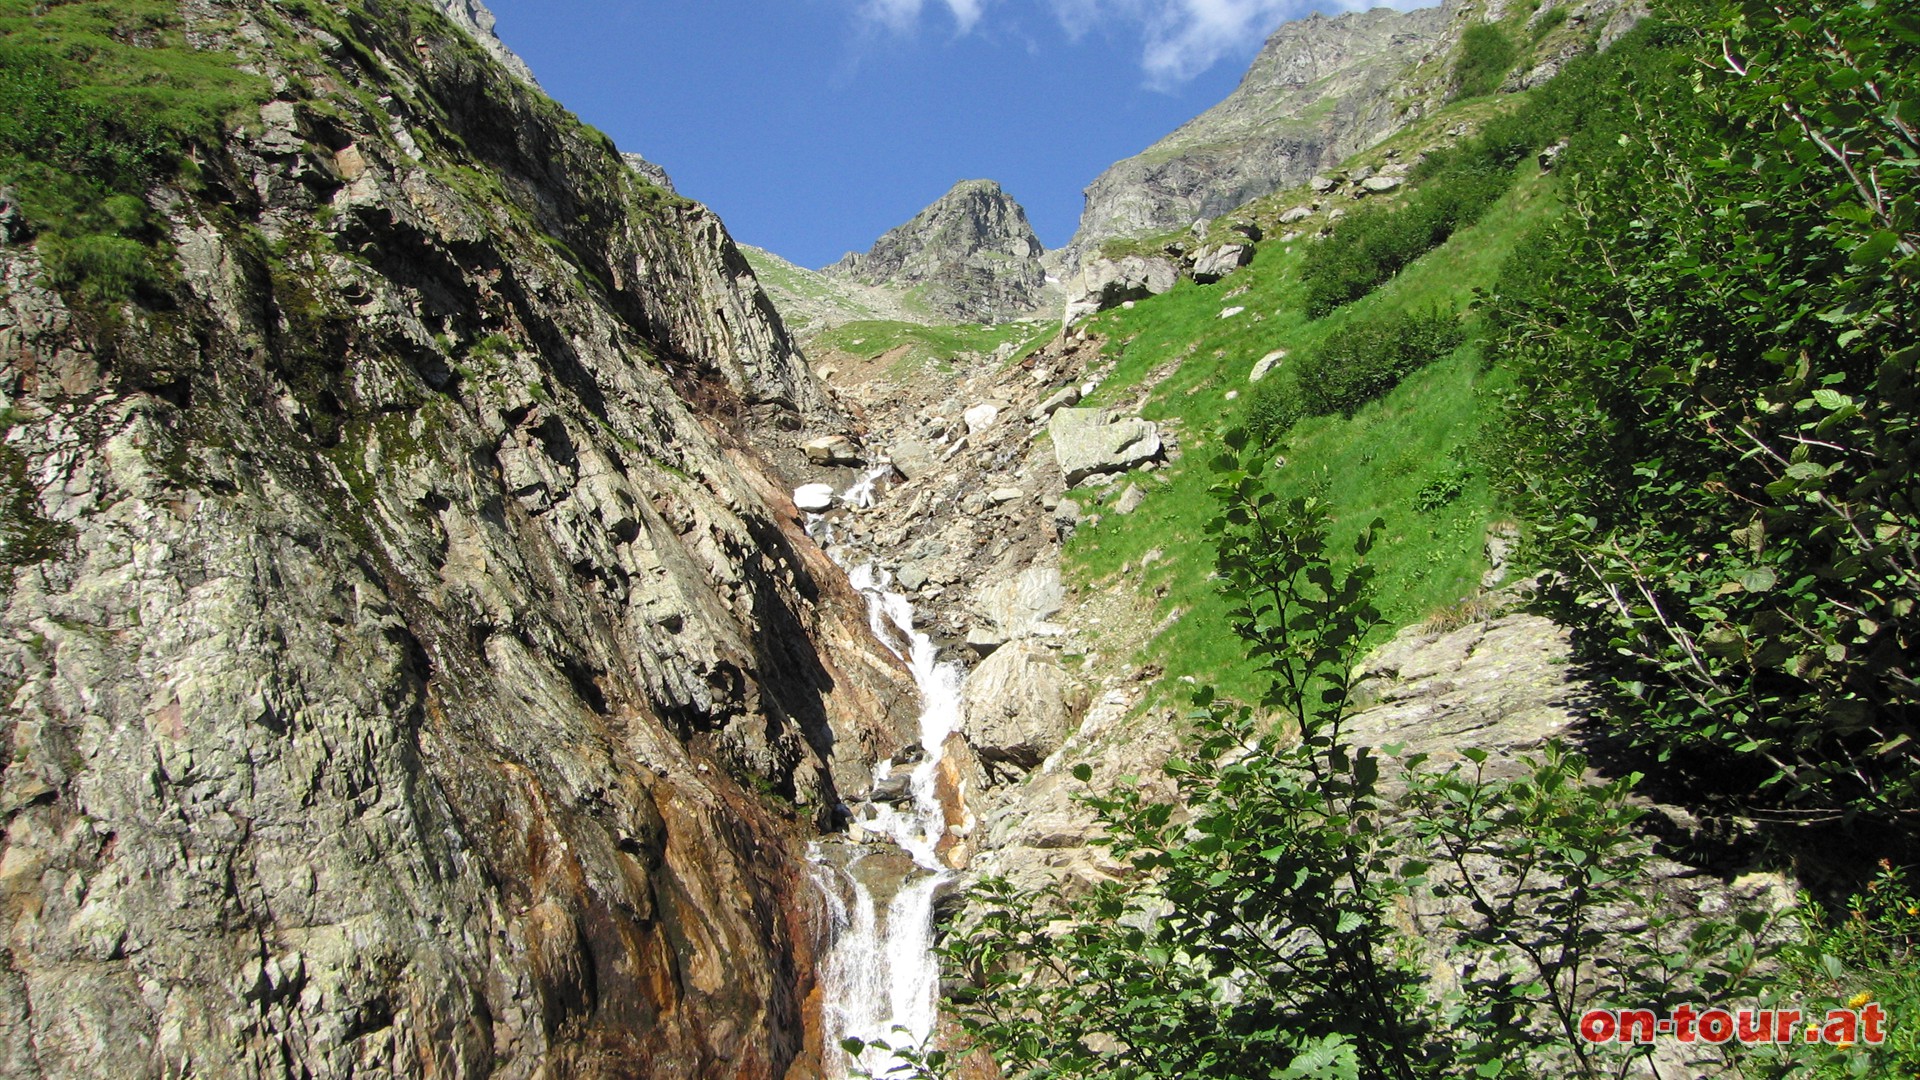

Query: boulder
1051 498 1082 539
966 626 1007 657
1048 408 1163 485
1031 384 1082 420
889 438 937 480
1482 523 1521 589
1309 175 1338 194
963 403 1001 434
869 772 914 806
1250 350 1287 383
1539 139 1569 172
1063 255 1180 325
793 484 835 512
989 487 1025 506
979 566 1066 639
1219 306 1246 319
896 563 929 591
1360 175 1404 194
1191 242 1255 284
1112 484 1147 516
1280 205 1315 224
963 642 1089 773
802 434 861 466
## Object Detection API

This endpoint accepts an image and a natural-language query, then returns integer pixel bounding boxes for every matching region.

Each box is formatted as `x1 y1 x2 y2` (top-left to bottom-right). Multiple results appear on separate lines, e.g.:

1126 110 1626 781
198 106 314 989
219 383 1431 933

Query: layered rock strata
0 2 913 1076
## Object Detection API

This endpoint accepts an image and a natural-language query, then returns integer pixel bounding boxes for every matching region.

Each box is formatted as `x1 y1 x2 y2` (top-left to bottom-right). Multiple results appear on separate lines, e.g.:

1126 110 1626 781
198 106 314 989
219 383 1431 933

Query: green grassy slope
808 318 1053 375
1066 161 1561 706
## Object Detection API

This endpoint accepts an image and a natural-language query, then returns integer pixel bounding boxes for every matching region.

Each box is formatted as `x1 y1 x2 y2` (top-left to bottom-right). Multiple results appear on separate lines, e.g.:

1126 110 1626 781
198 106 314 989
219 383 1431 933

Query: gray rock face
1062 255 1180 325
425 0 541 87
825 180 1051 323
0 4 914 1077
1065 5 1449 266
1063 0 1634 266
963 643 1088 774
622 151 677 193
1191 242 1255 284
1048 408 1164 485
979 567 1067 640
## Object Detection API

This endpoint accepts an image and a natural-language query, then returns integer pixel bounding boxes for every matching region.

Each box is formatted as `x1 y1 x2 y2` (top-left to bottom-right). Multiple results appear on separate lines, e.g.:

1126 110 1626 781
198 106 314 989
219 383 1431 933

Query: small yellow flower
1850 991 1875 1009
1837 1040 1856 1050
1907 904 1918 916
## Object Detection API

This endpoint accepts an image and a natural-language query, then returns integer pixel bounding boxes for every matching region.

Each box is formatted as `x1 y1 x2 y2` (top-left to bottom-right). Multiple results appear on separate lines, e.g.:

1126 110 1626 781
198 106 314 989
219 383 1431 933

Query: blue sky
485 1 1424 268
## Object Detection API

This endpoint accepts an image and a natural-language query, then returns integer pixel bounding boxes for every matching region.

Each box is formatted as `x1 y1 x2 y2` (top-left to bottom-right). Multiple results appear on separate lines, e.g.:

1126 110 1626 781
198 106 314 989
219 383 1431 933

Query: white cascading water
805 467 968 1078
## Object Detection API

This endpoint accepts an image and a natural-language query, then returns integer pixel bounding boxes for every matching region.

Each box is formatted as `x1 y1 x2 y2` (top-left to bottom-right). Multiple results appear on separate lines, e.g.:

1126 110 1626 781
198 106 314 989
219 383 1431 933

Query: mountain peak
826 180 1052 323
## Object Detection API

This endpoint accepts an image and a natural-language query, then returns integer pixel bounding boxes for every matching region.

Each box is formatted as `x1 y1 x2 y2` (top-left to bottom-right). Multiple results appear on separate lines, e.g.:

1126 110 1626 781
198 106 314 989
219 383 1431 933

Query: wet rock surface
0 3 917 1076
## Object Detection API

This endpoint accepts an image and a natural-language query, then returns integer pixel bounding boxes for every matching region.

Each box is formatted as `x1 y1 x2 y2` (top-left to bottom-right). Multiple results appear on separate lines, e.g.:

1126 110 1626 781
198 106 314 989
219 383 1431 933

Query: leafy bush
1249 310 1464 443
945 436 1419 1080
1451 25 1519 99
1299 168 1510 317
1487 0 1920 824
938 433 1775 1080
1780 862 1920 1078
1412 466 1470 513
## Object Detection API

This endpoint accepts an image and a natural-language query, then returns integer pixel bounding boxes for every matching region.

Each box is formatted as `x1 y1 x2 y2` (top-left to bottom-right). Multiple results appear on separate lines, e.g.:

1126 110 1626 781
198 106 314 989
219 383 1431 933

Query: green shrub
1296 310 1465 418
1249 310 1465 444
42 233 163 303
1301 23 1690 321
1246 367 1307 445
1452 25 1519 99
1487 0 1920 824
1412 466 1470 513
1777 862 1920 1077
1300 167 1512 317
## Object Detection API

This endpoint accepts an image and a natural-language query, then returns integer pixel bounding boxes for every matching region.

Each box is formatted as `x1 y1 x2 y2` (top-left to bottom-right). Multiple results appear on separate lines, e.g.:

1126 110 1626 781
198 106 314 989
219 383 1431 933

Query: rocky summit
1062 0 1641 268
824 179 1054 324
1064 5 1449 266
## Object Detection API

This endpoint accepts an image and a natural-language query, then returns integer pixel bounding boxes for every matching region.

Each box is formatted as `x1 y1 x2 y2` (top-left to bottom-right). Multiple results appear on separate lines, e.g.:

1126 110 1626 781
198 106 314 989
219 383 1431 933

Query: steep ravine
0 2 919 1077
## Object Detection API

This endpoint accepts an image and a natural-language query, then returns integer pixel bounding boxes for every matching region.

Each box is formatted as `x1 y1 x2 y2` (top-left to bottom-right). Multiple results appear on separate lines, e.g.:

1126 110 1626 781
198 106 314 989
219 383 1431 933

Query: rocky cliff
1063 0 1639 267
1065 5 1449 266
0 2 916 1077
824 180 1054 324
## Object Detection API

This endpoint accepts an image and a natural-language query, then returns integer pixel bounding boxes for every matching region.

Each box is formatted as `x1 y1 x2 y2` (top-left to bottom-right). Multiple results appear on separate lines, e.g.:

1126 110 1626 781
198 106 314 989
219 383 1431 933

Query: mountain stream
806 467 968 1078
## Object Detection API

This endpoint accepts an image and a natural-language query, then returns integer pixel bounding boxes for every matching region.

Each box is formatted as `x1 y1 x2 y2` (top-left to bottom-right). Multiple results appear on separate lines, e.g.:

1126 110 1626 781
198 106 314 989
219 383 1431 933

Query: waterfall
805 467 968 1078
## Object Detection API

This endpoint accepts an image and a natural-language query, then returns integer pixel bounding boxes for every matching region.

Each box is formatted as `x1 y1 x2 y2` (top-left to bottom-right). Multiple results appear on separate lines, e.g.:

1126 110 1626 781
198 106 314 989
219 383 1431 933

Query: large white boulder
1048 408 1163 485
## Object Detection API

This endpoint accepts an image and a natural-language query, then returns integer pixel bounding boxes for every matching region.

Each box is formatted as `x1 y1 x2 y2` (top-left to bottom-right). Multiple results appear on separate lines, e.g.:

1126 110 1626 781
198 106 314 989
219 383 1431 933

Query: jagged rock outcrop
963 643 1088 776
1064 6 1449 266
1062 254 1181 325
1048 408 1164 485
825 180 1053 324
425 0 541 87
1062 0 1636 268
0 3 914 1077
622 151 677 194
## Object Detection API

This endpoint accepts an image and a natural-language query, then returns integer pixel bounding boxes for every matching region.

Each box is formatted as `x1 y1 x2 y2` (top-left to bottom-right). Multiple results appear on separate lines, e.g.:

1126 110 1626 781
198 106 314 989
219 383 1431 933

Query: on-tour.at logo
1579 998 1887 1047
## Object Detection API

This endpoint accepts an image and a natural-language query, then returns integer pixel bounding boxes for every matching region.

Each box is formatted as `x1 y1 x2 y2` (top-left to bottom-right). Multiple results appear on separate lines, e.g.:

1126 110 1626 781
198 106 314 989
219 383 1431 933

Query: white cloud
856 0 991 33
852 0 1432 84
